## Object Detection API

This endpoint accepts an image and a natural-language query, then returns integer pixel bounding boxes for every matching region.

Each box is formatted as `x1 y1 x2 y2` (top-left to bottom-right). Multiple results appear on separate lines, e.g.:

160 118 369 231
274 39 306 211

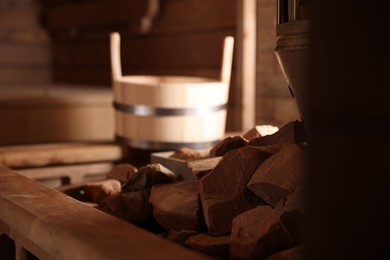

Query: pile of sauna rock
81 120 308 259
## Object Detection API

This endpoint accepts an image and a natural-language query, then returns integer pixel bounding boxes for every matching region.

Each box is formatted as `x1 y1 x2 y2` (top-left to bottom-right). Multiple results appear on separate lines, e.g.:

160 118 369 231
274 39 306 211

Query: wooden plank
0 107 114 144
17 162 115 184
0 67 51 85
52 66 233 86
0 44 51 65
0 84 114 144
52 67 223 85
118 31 232 68
0 28 50 44
40 0 72 8
53 68 111 85
45 0 236 34
0 143 124 169
0 9 41 29
0 84 113 107
237 0 256 132
52 30 235 67
0 168 209 259
0 0 39 10
46 0 148 30
150 0 236 33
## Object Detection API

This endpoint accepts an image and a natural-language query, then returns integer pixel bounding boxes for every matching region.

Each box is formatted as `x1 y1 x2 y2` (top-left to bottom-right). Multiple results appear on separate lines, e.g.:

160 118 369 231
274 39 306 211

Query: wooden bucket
110 32 234 150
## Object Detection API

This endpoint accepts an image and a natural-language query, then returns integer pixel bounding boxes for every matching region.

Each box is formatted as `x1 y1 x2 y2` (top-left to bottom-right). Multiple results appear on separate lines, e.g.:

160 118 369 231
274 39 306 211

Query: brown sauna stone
230 205 294 260
165 229 199 245
122 163 175 192
248 120 307 147
100 191 151 224
266 245 305 260
169 147 209 161
83 179 121 203
209 135 248 157
122 191 152 224
186 156 222 179
106 163 138 183
99 195 125 218
149 180 205 231
248 144 307 207
200 146 273 236
274 185 306 243
184 233 231 259
254 143 285 154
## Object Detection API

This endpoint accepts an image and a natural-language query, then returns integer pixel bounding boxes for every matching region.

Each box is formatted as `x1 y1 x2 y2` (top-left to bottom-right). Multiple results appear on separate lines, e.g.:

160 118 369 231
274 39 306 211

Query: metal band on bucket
113 102 227 116
115 135 220 150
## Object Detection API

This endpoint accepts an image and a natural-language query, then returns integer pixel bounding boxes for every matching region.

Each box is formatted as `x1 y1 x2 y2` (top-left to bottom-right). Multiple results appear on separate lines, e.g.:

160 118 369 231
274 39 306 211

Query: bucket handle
110 32 122 81
220 36 235 86
110 32 234 84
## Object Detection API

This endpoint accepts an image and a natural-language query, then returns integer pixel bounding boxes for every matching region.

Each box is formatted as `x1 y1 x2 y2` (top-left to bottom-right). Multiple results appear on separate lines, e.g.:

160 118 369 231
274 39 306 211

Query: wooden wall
42 0 241 131
0 0 51 85
0 0 302 134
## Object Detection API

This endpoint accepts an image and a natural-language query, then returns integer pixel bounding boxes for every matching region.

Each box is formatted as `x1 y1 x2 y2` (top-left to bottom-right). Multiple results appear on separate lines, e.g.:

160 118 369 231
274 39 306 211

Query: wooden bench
0 166 209 259
0 142 127 188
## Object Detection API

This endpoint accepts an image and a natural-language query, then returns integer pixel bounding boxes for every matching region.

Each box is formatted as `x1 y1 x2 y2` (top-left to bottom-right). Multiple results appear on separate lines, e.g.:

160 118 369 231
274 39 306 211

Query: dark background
307 1 390 259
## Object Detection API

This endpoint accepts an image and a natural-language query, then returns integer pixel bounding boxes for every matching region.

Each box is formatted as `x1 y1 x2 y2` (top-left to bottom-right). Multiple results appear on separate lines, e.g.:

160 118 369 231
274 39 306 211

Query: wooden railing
0 166 208 260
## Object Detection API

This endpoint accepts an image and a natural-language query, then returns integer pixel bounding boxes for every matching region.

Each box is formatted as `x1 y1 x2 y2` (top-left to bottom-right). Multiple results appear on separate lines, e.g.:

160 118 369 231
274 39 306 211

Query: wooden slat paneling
0 67 51 85
0 44 51 65
53 67 222 85
151 0 236 33
45 0 242 131
46 0 148 30
52 30 234 67
0 143 123 169
46 0 236 34
0 85 115 145
53 67 111 84
0 0 52 85
0 9 40 29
